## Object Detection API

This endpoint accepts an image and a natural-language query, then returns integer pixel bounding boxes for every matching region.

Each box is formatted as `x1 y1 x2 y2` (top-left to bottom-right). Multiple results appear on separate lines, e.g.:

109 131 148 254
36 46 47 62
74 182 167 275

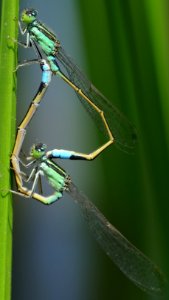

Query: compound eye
31 10 37 17
35 143 46 152
40 145 46 152
25 8 37 17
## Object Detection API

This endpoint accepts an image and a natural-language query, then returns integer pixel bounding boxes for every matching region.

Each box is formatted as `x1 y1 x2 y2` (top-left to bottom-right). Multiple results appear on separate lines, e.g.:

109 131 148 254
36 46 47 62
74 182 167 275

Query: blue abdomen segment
41 63 52 84
49 149 74 159
42 69 52 84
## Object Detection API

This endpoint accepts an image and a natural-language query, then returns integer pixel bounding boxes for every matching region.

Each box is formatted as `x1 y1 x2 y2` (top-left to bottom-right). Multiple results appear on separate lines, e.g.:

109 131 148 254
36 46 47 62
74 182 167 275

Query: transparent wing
68 182 166 295
56 47 137 153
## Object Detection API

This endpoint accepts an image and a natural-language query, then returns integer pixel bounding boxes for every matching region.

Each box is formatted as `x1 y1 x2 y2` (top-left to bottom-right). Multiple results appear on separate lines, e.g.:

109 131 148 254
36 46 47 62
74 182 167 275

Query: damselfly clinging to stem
11 143 165 295
14 8 137 153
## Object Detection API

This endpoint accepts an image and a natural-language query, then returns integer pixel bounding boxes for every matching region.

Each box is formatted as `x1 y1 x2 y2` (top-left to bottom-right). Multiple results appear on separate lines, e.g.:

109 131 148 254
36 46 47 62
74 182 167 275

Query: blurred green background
12 0 169 299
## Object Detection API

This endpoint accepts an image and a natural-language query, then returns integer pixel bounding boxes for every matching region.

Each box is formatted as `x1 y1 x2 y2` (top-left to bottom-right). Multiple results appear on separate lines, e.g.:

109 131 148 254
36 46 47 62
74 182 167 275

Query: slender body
11 59 52 194
13 143 165 295
17 8 137 153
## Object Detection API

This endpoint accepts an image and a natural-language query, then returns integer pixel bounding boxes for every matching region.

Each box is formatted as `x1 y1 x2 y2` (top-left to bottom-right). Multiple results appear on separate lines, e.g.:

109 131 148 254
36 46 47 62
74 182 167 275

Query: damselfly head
21 8 38 24
30 143 47 159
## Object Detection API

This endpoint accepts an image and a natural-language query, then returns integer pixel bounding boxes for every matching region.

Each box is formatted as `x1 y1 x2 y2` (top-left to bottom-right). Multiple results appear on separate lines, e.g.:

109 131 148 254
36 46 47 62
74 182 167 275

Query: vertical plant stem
0 0 19 299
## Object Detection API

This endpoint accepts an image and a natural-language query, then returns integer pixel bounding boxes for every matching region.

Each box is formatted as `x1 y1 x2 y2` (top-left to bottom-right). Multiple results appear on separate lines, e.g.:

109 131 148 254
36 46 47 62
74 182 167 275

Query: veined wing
57 47 137 152
68 182 166 295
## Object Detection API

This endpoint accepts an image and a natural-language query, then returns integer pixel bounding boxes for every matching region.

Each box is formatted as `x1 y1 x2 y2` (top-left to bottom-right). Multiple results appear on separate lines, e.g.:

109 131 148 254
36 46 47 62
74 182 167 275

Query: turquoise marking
42 65 52 84
47 56 59 73
43 63 50 71
50 149 74 159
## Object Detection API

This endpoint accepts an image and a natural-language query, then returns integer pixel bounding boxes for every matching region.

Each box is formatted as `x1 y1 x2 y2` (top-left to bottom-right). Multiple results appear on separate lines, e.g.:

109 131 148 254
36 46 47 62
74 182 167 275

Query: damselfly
11 143 165 295
15 8 137 153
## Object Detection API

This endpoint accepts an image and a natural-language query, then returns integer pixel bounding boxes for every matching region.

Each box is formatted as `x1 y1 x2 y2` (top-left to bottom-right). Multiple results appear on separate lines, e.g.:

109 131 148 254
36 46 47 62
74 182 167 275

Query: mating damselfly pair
10 8 166 295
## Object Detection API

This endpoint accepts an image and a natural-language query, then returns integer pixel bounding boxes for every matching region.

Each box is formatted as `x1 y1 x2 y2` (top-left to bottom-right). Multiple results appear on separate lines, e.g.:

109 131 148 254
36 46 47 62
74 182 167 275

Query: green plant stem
0 0 19 299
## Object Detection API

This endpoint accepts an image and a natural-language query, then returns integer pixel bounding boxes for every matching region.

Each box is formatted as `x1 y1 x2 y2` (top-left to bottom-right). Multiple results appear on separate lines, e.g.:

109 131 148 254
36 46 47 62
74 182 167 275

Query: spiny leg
15 59 41 71
11 185 62 204
11 168 63 205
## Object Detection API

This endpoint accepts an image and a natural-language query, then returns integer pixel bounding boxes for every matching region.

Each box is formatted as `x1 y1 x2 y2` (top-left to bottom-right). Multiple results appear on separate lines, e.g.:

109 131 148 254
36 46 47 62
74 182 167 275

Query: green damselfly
15 8 137 153
12 143 165 295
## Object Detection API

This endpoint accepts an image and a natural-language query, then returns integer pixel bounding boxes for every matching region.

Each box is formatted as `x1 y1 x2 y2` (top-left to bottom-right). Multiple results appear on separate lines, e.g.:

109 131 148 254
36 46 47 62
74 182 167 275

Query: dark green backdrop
78 0 169 299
